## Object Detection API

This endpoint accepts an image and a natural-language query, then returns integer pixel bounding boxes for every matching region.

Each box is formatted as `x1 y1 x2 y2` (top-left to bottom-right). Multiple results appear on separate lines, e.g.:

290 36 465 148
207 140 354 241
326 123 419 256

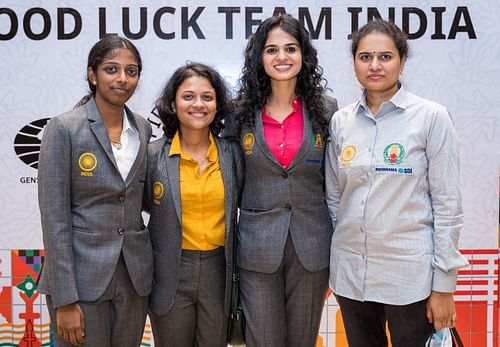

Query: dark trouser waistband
181 246 224 258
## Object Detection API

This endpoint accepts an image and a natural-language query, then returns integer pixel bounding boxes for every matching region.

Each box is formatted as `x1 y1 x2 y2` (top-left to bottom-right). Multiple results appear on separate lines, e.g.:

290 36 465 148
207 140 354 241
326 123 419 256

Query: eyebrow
358 50 394 55
264 42 299 48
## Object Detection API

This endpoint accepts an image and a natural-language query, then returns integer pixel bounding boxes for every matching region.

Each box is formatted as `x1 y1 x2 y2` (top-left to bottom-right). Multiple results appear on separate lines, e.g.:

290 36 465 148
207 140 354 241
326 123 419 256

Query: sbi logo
13 118 50 169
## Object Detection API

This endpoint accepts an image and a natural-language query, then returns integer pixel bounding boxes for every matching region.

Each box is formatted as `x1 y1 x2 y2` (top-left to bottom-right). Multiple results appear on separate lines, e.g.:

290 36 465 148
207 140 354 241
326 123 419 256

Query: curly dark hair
234 14 329 139
153 62 232 139
75 35 142 108
351 19 409 60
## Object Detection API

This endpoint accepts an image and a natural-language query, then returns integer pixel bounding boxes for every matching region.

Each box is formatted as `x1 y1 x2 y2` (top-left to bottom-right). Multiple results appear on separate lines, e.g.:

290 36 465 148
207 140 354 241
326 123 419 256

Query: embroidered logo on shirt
78 152 97 176
341 145 356 167
242 132 255 155
153 181 164 205
312 133 323 151
383 143 405 165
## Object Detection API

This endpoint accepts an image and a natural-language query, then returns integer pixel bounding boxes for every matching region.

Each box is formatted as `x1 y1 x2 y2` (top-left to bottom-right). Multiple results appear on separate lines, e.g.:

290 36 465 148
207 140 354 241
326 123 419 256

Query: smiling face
174 76 217 134
88 48 139 109
262 27 302 84
354 33 405 97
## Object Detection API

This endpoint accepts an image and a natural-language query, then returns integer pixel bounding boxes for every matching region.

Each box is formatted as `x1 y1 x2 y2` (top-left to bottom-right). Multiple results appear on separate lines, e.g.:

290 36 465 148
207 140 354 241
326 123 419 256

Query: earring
171 103 176 112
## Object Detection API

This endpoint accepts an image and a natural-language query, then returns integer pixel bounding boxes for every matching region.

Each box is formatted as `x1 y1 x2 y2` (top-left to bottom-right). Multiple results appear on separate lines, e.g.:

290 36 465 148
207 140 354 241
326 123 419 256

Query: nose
192 96 204 108
116 68 128 84
369 57 381 71
277 48 287 60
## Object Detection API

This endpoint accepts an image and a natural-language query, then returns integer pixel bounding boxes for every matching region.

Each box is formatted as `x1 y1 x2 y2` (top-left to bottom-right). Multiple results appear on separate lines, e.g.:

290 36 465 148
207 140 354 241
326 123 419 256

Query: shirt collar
121 110 137 135
357 85 407 119
169 130 218 162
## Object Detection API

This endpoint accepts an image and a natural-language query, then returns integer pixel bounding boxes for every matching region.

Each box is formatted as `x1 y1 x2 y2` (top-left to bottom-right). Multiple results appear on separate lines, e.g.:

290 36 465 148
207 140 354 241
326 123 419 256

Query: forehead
356 33 397 53
177 76 215 92
265 27 299 45
101 48 138 64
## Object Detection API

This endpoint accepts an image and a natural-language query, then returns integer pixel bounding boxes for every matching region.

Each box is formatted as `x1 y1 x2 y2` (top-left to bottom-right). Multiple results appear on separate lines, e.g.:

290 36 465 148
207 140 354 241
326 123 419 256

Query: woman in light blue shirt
325 19 468 347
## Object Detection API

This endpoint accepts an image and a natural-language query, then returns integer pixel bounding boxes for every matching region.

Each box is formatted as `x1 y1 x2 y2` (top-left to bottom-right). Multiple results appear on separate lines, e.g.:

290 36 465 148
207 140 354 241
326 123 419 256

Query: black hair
351 19 409 60
75 35 142 108
153 62 231 139
234 14 329 139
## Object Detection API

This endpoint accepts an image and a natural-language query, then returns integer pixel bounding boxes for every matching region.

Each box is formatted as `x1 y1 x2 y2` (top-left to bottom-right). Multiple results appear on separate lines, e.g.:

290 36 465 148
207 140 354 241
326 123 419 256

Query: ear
400 57 407 75
87 67 97 85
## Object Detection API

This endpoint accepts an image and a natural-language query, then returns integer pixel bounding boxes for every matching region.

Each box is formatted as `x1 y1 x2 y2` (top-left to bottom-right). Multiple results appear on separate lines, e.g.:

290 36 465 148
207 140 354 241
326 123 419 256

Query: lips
111 87 130 95
367 74 383 81
274 64 293 71
189 111 207 118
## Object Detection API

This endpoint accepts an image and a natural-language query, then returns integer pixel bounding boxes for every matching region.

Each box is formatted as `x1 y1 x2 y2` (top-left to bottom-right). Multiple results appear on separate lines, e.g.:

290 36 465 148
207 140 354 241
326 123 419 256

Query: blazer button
117 228 125 235
118 195 125 202
284 204 292 211
281 171 288 179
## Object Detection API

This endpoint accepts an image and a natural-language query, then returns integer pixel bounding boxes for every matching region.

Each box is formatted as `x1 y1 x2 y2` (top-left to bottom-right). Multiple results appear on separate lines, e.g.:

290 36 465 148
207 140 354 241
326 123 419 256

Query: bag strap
229 142 241 319
450 327 464 347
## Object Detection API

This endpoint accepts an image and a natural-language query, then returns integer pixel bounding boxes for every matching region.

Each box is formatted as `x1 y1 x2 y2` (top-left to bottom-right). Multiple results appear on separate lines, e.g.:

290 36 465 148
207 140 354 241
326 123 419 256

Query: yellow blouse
169 131 225 250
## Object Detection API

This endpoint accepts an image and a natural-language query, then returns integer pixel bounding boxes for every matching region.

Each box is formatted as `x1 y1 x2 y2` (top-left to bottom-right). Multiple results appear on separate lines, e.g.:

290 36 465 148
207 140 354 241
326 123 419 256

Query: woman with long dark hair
229 14 338 346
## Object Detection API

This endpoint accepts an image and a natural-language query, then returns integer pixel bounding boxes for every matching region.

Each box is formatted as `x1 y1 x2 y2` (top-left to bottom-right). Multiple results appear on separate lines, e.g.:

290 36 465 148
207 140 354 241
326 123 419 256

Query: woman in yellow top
145 62 242 346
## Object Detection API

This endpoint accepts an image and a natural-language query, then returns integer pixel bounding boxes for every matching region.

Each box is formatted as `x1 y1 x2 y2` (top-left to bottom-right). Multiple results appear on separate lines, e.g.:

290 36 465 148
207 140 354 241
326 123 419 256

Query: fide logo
14 118 50 169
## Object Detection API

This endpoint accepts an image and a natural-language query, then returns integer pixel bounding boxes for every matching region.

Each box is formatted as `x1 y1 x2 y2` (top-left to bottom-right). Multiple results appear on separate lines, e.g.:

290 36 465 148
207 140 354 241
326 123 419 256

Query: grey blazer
37 98 153 309
145 135 243 316
236 96 338 273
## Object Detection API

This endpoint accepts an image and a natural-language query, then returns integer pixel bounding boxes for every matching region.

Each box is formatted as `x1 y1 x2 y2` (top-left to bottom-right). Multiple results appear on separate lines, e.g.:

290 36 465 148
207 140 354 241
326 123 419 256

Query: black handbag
227 142 246 345
227 241 246 345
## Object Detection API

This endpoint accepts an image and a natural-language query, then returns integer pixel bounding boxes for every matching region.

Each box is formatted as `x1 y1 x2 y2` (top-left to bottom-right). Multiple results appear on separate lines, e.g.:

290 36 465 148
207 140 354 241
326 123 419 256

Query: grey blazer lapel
165 139 182 224
287 106 313 170
253 109 283 168
86 99 119 171
216 137 234 245
124 109 147 187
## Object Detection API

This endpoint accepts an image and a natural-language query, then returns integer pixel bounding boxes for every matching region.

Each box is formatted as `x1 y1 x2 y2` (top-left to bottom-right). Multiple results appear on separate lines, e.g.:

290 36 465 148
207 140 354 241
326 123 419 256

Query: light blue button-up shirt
325 87 469 305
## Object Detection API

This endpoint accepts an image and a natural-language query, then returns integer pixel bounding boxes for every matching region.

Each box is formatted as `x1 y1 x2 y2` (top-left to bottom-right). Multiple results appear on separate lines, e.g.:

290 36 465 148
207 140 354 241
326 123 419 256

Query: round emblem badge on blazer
78 152 97 176
341 145 356 168
242 132 255 155
153 181 164 205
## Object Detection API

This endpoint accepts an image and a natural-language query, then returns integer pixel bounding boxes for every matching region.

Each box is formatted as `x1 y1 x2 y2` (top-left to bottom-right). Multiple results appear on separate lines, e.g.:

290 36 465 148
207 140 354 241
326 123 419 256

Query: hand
426 291 456 330
56 302 85 346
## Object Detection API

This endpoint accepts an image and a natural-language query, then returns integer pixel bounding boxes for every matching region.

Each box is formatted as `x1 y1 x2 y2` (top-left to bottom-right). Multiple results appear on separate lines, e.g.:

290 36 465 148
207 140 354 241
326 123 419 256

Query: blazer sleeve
38 116 79 308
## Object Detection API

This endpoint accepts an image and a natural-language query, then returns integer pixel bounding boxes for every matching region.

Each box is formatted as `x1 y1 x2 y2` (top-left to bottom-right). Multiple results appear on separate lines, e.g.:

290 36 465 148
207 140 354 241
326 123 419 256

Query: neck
269 79 296 106
95 94 124 127
365 84 399 116
179 128 210 152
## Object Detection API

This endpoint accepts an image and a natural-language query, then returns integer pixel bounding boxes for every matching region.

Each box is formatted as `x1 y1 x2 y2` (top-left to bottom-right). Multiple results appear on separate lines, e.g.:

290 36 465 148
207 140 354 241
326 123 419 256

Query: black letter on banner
0 8 18 40
272 7 287 16
154 7 175 39
181 7 205 39
402 7 427 39
449 7 477 39
24 7 51 40
347 7 362 39
299 7 331 40
99 8 117 38
245 7 262 38
218 7 240 39
57 8 81 40
431 7 446 39
367 7 383 21
123 7 147 39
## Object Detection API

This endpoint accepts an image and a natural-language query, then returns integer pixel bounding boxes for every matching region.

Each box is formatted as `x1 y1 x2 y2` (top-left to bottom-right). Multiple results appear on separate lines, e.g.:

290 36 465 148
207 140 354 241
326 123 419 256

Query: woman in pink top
226 14 338 346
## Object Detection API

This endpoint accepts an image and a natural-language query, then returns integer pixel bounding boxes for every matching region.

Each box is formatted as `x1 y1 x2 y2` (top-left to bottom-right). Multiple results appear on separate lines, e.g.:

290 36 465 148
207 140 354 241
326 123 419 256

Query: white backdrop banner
1 1 499 346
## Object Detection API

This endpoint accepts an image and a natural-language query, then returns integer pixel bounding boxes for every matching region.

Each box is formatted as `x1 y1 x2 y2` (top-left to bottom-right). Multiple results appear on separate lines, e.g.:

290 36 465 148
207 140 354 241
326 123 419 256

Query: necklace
110 137 122 150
